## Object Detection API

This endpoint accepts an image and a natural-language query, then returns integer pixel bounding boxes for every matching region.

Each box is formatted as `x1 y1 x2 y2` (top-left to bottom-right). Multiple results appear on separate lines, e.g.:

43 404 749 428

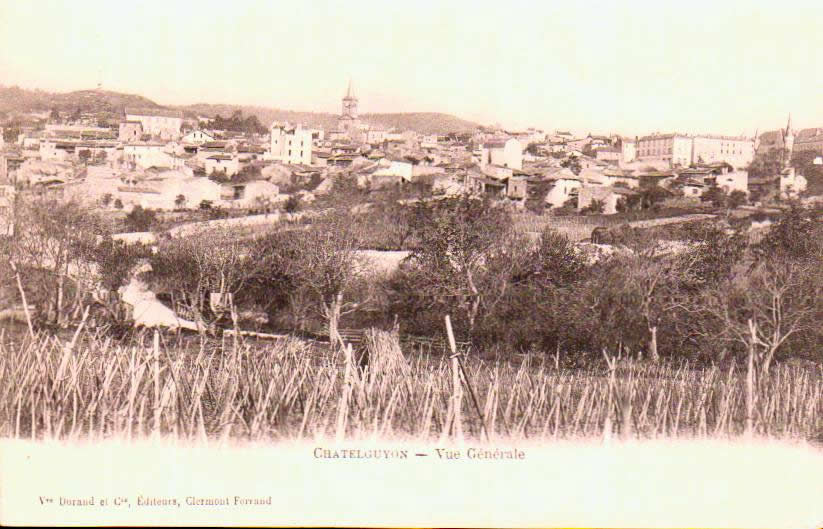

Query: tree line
2 192 821 371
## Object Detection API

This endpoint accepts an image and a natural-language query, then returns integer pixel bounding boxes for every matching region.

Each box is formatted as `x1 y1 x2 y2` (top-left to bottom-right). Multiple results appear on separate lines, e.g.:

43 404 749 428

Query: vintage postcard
0 0 821 527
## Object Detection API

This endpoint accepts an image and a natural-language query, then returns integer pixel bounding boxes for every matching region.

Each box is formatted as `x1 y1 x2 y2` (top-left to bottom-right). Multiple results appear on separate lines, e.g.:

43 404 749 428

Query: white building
544 169 582 208
269 123 313 165
634 133 755 169
579 168 640 189
182 130 215 145
124 107 183 140
205 154 240 177
578 186 636 215
124 143 177 169
714 170 749 195
635 134 693 167
780 167 807 199
621 138 636 163
372 158 414 181
420 134 439 148
480 138 522 170
691 136 754 169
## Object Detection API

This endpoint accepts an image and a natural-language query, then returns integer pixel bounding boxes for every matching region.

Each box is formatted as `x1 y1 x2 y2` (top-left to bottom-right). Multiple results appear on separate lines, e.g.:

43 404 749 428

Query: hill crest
0 86 481 134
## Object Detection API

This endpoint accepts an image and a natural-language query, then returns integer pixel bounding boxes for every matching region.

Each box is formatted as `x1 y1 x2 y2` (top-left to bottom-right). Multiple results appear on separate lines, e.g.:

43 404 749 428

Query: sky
1 0 821 136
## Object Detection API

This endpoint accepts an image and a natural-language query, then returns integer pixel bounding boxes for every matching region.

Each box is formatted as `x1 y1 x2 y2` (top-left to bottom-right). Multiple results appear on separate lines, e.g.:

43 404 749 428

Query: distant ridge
0 86 162 115
0 86 481 134
180 104 481 135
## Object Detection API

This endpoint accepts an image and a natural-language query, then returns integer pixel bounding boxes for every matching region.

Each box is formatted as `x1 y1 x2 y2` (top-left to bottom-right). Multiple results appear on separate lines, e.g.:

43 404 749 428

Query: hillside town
2 82 820 236
3 0 823 525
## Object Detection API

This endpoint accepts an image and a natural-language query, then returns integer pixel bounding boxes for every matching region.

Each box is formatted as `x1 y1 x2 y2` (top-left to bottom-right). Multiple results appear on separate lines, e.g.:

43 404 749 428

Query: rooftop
125 107 184 119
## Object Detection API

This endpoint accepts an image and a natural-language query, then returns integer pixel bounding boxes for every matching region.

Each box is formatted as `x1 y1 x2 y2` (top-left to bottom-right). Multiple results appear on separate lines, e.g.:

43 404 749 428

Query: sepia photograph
0 0 821 527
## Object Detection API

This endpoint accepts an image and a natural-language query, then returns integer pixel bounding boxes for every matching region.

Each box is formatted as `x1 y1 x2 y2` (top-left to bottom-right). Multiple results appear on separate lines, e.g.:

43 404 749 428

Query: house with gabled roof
480 138 522 170
124 107 183 140
182 129 215 145
205 154 239 177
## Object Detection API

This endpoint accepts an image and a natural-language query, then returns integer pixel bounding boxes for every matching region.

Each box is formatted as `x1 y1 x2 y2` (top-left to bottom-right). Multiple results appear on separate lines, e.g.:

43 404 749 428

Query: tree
49 108 60 122
88 237 153 328
399 194 514 339
553 197 578 215
790 150 823 188
638 185 669 209
199 199 213 210
101 193 113 207
2 126 20 143
78 149 92 164
702 185 726 208
561 155 582 175
255 213 365 347
113 198 124 210
753 206 822 263
525 179 552 214
124 205 157 232
174 194 187 210
748 149 785 179
283 195 301 213
581 198 605 215
144 227 260 333
727 189 748 209
528 229 586 288
10 197 108 326
699 258 818 373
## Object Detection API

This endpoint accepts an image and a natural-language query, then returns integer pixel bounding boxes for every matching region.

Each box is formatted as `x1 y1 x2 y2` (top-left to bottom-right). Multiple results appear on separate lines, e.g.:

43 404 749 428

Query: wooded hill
0 85 481 134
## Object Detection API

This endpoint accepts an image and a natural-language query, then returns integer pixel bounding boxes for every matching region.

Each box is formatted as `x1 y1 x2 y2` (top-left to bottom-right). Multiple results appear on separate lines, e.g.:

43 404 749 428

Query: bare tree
700 258 817 374
257 213 365 348
11 197 106 326
144 226 259 333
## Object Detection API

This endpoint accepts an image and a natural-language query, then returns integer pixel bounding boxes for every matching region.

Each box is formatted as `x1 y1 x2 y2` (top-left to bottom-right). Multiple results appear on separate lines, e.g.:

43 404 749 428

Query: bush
580 199 605 215
283 195 302 213
124 205 157 232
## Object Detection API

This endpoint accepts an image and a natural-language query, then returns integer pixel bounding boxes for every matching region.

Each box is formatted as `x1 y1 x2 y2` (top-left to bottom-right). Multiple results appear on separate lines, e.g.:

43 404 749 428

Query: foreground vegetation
0 329 820 442
3 190 822 367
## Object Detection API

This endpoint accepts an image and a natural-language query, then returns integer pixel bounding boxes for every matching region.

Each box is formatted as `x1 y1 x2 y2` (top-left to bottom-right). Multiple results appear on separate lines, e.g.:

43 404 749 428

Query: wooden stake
152 329 161 436
335 342 353 442
745 318 756 439
10 261 34 339
445 315 463 442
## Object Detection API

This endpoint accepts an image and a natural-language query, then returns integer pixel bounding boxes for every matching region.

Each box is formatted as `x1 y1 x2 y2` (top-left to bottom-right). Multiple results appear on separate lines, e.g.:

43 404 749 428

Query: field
1 328 820 443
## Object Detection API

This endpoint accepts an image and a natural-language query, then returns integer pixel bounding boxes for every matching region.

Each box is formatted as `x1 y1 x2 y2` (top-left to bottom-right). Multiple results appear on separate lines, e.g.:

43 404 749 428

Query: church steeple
341 79 358 120
783 113 795 168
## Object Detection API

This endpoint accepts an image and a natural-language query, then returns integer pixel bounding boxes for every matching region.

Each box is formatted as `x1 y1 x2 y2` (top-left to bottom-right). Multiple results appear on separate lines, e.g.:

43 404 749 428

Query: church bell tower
341 80 358 120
